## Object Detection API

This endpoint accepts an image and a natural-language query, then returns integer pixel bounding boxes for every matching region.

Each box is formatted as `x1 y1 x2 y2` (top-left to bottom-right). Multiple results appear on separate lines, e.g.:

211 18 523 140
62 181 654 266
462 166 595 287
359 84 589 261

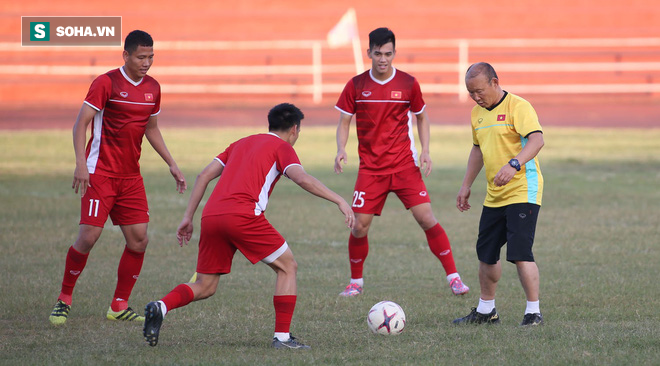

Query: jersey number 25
352 191 366 208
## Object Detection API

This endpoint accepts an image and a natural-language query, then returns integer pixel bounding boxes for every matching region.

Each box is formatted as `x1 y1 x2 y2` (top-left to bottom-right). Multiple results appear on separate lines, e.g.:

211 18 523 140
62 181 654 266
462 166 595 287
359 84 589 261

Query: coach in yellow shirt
453 62 545 326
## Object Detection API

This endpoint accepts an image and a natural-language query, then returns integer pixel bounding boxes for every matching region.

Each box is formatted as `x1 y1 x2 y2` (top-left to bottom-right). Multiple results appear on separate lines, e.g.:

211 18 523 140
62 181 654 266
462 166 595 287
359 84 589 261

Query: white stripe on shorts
261 242 288 264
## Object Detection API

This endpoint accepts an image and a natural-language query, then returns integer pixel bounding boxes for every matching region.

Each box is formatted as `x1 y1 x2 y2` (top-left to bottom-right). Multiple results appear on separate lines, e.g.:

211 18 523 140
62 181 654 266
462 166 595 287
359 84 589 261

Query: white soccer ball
366 301 406 335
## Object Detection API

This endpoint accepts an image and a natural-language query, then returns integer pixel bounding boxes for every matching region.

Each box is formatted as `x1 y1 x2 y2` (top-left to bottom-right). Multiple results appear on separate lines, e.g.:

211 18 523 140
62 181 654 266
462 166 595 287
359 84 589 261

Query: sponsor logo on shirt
419 191 427 197
391 91 402 99
362 91 372 97
120 91 128 98
144 93 154 101
497 114 506 121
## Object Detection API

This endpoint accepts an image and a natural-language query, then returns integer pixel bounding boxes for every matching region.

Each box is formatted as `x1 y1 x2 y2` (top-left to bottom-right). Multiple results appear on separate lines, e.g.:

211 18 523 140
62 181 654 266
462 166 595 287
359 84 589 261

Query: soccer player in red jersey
334 27 469 297
143 103 355 349
49 30 187 325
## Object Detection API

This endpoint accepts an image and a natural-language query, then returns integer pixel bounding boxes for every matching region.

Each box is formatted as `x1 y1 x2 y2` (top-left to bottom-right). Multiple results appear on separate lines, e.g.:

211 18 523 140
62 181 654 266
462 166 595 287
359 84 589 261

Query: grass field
1 126 659 365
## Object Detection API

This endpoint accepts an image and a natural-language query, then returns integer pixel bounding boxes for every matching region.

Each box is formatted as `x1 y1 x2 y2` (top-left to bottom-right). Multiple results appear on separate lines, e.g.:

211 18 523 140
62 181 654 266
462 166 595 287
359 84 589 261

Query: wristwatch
508 159 521 171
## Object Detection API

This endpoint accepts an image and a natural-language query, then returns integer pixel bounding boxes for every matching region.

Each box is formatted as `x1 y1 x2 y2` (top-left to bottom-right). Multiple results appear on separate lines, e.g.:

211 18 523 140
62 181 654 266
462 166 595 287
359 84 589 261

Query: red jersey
202 133 302 218
83 67 161 178
335 68 426 175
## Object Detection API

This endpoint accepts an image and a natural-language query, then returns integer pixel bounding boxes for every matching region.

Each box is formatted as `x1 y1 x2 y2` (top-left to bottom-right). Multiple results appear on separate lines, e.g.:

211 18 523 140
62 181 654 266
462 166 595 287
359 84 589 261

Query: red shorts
352 166 431 216
79 174 149 227
197 214 287 274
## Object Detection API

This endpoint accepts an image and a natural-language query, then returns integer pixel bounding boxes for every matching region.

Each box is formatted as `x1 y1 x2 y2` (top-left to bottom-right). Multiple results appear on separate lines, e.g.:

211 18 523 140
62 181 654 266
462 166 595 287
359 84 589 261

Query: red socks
273 295 297 333
161 284 195 312
157 287 295 332
425 223 457 275
348 234 369 279
111 246 145 311
58 246 89 305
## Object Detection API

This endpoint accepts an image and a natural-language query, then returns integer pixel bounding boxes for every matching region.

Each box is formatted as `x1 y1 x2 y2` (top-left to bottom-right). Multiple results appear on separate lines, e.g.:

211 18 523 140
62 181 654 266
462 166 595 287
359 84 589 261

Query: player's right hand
176 217 193 247
334 150 348 174
169 164 187 194
456 186 472 212
338 200 355 229
72 164 90 197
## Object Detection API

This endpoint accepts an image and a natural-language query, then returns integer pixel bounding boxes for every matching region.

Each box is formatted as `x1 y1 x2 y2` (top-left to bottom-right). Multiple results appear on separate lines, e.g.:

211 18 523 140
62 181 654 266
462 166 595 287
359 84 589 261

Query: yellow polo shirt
471 91 543 207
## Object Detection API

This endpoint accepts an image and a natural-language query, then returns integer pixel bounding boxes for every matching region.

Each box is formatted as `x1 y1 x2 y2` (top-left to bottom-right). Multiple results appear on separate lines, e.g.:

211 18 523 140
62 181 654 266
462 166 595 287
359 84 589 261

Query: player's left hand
419 152 432 177
176 217 193 247
170 165 187 193
494 164 516 186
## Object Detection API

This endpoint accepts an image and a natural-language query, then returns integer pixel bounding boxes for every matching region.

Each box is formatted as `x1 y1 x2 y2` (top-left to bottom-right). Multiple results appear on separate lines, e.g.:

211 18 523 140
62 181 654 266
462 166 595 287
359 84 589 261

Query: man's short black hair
124 30 153 54
466 62 499 83
268 103 304 132
368 27 395 50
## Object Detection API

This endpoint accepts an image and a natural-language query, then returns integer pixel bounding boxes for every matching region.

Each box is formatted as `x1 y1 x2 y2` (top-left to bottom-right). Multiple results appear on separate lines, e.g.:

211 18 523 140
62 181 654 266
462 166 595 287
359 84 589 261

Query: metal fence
2 37 660 104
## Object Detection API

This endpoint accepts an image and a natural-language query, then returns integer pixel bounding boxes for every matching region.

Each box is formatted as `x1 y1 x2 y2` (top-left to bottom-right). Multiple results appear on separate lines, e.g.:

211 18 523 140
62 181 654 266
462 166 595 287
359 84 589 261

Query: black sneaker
272 335 311 350
453 307 501 325
521 312 544 326
143 302 164 346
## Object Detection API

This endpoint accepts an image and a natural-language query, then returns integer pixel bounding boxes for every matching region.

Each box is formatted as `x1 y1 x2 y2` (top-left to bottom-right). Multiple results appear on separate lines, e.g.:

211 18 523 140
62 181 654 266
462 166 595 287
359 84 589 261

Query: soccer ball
367 301 406 335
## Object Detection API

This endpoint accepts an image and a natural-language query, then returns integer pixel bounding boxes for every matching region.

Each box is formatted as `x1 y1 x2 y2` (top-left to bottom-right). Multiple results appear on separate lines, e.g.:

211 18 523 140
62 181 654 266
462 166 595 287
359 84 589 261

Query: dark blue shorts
476 203 540 264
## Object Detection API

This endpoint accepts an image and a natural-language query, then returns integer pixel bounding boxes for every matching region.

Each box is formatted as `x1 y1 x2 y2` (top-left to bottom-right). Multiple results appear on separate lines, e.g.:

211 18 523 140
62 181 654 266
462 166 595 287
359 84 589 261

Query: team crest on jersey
497 114 506 121
120 91 128 98
391 91 402 99
144 93 154 101
362 91 372 97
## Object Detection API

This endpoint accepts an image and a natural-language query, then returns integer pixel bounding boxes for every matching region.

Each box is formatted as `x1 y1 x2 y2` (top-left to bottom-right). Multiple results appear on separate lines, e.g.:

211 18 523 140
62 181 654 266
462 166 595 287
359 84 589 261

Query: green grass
1 126 659 365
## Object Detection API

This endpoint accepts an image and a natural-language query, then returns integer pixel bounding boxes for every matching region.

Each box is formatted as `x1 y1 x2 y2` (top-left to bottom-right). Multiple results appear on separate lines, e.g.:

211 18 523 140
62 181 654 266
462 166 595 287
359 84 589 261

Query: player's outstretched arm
457 145 484 212
72 103 97 197
285 165 355 229
144 115 187 193
334 113 352 174
176 160 224 246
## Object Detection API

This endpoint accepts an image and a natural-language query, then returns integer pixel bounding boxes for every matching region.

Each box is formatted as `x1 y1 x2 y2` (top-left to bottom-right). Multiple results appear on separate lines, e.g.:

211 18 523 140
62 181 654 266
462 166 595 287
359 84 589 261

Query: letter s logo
34 24 46 39
29 21 50 41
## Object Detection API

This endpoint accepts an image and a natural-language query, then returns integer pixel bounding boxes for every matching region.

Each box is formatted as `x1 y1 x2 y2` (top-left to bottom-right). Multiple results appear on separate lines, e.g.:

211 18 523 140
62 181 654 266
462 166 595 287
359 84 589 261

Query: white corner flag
327 8 357 48
327 8 364 74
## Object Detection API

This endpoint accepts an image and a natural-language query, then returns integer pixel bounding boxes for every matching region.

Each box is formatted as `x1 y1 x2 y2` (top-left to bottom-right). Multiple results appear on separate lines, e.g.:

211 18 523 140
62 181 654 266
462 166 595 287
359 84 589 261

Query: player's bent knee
351 225 370 238
286 258 298 274
135 236 149 249
73 240 95 254
195 282 218 299
278 258 298 274
74 225 103 252
200 287 217 299
268 257 298 277
414 213 437 230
